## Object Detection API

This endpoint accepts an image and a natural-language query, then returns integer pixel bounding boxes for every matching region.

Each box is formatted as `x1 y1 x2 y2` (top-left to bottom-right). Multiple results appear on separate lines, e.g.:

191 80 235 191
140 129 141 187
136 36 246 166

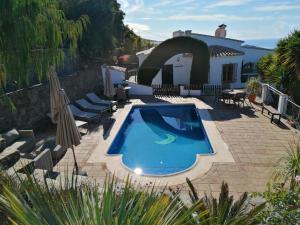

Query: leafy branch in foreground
255 185 299 225
185 178 266 225
0 172 204 225
0 0 89 94
253 140 300 225
272 140 300 190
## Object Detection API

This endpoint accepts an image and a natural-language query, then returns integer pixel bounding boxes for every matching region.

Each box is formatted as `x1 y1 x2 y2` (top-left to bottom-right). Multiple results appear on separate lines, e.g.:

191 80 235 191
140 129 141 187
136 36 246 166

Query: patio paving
51 96 298 197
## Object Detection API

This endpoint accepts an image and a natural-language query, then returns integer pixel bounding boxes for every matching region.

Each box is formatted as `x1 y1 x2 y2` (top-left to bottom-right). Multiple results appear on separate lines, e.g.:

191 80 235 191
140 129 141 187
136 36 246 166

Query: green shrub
255 186 300 225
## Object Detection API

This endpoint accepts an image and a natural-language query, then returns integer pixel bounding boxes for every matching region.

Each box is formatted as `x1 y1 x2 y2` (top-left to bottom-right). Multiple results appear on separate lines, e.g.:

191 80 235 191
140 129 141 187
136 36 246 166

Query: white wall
151 54 193 85
209 55 243 88
136 54 147 67
241 47 273 63
173 54 193 85
152 70 162 85
101 66 125 84
192 34 272 69
150 53 245 88
136 34 272 88
136 48 154 66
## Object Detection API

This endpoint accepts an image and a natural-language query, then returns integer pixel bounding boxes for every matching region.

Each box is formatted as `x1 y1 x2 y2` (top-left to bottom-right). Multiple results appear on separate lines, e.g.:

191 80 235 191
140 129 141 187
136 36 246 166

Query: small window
222 64 236 83
242 62 257 74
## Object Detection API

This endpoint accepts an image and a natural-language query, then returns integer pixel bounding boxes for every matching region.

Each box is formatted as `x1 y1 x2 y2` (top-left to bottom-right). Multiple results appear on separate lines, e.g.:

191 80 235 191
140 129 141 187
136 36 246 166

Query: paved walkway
52 96 298 197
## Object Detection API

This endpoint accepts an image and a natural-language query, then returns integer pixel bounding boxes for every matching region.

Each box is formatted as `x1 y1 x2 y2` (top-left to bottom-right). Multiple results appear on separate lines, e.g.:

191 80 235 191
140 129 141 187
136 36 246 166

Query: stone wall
0 67 103 132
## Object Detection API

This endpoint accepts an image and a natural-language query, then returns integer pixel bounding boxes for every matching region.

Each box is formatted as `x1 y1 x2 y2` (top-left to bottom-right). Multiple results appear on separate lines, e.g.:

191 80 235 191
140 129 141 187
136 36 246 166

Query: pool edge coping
87 98 235 186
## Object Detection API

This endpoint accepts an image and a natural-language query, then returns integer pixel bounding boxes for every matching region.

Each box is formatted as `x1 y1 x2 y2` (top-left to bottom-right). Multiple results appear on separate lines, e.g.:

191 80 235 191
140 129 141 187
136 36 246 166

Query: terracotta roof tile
209 45 244 57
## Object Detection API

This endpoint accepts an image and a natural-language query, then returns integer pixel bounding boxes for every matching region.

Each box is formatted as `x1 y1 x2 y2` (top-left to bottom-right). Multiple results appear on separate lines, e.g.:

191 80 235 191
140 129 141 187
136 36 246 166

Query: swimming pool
108 104 213 176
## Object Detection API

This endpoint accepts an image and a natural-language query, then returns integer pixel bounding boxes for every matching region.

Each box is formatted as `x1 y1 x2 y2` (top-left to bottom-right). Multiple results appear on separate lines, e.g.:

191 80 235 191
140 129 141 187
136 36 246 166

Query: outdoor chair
86 92 117 111
233 93 247 108
4 148 54 176
47 113 88 131
0 129 36 155
34 139 66 161
75 99 110 114
0 129 36 169
218 92 232 104
0 148 21 170
33 149 54 171
70 104 101 123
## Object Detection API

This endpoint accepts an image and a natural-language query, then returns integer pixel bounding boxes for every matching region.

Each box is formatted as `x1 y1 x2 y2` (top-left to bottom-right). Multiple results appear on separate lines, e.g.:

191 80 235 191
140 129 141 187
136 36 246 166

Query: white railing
261 83 300 130
263 84 281 110
286 99 300 128
202 84 222 96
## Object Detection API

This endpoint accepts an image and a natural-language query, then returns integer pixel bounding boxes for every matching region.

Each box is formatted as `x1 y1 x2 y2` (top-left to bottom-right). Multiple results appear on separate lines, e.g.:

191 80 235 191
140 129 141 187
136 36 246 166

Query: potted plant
287 116 300 128
247 77 260 103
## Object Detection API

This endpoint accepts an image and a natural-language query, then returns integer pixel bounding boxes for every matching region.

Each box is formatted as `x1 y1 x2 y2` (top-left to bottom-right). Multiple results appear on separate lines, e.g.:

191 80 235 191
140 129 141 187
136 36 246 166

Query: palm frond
187 181 265 225
186 177 199 203
272 140 300 190
0 171 205 225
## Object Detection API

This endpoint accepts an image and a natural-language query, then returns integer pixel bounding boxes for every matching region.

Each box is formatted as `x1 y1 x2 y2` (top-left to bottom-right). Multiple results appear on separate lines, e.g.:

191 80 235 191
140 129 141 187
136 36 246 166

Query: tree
257 30 300 103
0 0 88 94
61 0 125 60
61 0 153 61
276 30 300 79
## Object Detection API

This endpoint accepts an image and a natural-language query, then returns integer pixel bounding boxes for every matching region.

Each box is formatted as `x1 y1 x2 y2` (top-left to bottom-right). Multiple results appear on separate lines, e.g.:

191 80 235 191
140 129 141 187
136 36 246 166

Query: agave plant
273 140 300 190
0 171 205 225
185 178 266 225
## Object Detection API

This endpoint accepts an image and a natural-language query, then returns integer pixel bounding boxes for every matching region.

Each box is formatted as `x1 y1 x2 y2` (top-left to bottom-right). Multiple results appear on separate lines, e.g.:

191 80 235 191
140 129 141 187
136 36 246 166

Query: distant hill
141 38 161 47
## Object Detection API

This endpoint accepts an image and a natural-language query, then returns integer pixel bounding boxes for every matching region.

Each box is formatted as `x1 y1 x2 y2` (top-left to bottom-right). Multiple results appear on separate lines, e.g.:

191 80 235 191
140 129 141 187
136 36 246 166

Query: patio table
222 89 246 96
221 89 246 105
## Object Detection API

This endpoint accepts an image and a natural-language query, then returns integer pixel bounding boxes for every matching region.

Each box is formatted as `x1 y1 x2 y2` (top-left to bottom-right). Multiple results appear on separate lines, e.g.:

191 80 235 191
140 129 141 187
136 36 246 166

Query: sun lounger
70 104 101 122
75 99 110 114
47 113 88 129
86 93 117 111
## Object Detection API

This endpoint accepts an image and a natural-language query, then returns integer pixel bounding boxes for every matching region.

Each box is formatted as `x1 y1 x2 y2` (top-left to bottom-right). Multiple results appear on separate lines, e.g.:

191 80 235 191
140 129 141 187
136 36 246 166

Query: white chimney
173 30 185 37
215 24 227 38
185 30 192 36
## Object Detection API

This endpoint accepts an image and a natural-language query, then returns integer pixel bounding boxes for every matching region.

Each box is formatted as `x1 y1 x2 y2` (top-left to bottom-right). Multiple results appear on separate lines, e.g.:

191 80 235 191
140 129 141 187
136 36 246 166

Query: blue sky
118 0 300 48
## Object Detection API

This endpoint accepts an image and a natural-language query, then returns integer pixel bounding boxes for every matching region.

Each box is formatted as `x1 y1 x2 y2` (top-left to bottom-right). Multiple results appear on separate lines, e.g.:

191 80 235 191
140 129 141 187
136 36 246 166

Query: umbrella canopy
49 66 62 123
103 67 116 98
56 89 81 150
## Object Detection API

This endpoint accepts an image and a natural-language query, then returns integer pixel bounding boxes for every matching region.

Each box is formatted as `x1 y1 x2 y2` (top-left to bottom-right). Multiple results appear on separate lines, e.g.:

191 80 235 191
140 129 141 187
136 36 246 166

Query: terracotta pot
288 119 296 128
248 93 256 103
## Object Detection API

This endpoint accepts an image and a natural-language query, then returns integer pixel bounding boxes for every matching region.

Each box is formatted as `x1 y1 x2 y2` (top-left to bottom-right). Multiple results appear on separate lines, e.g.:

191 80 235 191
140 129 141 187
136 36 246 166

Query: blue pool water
108 104 213 176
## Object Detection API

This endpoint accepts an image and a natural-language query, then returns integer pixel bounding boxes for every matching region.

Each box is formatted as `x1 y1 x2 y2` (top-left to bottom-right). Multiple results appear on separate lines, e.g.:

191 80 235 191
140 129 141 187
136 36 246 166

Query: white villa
136 25 273 89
